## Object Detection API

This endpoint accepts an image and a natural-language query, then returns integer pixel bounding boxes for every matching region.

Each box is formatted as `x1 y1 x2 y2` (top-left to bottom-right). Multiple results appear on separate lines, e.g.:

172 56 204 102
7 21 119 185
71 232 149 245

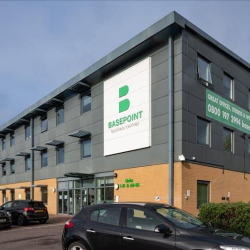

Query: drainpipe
31 117 34 200
168 35 174 205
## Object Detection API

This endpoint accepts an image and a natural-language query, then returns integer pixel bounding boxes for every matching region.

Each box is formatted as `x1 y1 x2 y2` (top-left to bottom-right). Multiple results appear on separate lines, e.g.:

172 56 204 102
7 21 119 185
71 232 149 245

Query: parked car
0 208 12 229
0 200 49 226
62 202 250 250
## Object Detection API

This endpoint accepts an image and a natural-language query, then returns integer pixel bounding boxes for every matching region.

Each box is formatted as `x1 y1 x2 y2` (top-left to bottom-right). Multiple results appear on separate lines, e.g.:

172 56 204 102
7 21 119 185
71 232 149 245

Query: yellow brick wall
114 163 182 208
182 162 250 215
0 178 57 215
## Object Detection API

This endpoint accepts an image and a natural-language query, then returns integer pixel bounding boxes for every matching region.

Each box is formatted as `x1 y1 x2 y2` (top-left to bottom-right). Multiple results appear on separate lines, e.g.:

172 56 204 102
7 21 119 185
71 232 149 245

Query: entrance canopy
64 172 94 179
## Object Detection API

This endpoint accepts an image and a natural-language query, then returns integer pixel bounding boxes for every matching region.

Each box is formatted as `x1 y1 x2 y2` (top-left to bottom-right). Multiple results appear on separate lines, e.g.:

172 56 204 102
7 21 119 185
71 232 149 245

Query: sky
0 1 250 127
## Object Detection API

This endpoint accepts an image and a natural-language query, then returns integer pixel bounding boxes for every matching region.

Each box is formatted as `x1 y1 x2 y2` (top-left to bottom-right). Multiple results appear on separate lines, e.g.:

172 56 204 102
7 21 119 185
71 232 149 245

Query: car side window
2 202 12 208
90 208 121 226
13 201 21 207
126 208 163 232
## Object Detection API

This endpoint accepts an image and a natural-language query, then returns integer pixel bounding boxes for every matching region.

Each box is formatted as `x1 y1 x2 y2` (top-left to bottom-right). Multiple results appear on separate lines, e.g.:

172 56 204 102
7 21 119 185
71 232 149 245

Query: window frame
41 115 48 133
57 146 65 165
25 124 31 139
197 117 210 147
197 181 210 209
223 73 234 100
10 133 15 147
25 156 31 171
56 107 64 126
41 151 48 168
81 138 91 159
2 137 6 150
223 127 234 153
2 163 6 176
81 92 91 114
197 55 213 85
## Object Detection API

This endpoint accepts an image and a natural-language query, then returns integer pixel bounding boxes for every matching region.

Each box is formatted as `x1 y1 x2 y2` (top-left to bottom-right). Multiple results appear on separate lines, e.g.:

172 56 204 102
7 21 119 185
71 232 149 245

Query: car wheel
68 242 87 250
39 219 48 224
17 215 27 226
4 225 11 229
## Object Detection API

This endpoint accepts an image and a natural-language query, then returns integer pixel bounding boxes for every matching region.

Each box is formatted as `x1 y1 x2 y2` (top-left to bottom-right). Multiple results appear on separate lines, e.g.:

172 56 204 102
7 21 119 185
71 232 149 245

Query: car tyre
4 225 11 229
17 215 27 226
39 219 48 224
68 242 87 250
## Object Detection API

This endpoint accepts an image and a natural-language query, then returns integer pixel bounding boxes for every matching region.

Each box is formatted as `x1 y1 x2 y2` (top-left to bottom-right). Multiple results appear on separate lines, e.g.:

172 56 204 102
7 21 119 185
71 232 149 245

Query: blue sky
0 1 250 126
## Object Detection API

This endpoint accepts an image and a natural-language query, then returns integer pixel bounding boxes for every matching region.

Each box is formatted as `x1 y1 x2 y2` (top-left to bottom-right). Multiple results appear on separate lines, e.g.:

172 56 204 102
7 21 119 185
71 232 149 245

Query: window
197 117 210 146
25 156 31 171
96 176 114 204
10 133 15 146
57 147 64 164
81 139 91 158
90 208 121 226
81 93 91 113
2 163 6 176
223 128 233 152
41 151 48 167
2 191 7 204
41 187 48 204
197 56 212 85
11 190 15 201
197 181 210 208
41 116 48 132
26 189 31 200
2 137 6 150
25 124 31 139
223 73 233 100
11 161 15 174
57 108 64 125
126 208 162 231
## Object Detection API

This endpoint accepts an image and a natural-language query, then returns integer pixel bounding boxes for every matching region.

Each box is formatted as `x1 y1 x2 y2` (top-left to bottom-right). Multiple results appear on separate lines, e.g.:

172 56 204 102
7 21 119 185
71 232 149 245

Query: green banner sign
206 89 250 134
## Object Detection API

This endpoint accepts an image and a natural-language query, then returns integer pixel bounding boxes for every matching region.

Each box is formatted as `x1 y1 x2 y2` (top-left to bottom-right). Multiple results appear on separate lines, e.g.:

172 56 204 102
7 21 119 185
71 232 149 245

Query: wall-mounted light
114 184 119 190
114 173 118 178
52 188 56 193
178 155 185 162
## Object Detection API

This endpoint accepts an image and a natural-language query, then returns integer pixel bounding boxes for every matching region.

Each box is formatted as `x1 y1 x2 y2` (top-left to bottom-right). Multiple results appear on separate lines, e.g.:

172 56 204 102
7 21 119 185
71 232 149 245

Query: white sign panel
104 57 151 156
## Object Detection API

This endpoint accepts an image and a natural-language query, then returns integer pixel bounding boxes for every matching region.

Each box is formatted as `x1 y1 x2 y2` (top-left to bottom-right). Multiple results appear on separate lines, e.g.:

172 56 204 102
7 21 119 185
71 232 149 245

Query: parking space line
1 223 65 233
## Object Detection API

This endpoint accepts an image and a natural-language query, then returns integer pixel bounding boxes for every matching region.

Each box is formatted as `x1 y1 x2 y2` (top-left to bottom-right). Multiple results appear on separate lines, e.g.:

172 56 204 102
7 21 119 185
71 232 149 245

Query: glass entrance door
58 190 69 214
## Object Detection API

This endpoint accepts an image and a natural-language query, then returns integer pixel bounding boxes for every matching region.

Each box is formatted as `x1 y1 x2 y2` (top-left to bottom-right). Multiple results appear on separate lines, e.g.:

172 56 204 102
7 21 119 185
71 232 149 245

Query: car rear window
28 202 45 208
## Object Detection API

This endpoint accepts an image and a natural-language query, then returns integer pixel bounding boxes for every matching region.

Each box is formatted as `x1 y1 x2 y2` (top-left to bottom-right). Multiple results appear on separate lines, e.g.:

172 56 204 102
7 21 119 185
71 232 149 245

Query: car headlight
7 212 11 217
220 246 250 250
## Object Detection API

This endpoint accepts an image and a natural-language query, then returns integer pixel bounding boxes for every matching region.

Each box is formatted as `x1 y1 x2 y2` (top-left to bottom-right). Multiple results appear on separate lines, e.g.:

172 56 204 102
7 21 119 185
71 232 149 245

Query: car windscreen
153 206 204 230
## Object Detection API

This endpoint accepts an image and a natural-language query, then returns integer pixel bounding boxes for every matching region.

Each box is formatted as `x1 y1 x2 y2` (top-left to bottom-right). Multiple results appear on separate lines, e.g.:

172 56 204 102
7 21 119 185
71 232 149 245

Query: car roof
84 202 174 209
11 200 44 203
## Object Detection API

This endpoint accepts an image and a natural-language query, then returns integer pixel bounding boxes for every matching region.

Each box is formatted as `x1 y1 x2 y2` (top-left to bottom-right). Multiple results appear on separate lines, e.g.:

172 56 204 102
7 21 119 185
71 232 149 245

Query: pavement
0 214 73 250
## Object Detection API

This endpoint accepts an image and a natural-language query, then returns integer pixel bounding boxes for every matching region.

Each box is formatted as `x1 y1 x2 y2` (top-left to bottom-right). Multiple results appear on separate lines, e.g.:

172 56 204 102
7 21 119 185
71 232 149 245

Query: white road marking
1 223 65 233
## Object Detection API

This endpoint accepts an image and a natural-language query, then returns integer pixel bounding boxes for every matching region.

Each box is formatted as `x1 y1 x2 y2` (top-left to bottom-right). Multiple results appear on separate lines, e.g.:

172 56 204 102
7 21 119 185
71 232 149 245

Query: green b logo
119 85 130 113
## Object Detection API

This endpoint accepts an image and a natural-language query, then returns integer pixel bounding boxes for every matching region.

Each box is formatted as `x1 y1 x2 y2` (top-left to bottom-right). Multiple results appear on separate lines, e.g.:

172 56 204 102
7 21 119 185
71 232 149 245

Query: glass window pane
96 177 105 187
57 147 64 164
41 116 48 132
82 179 94 188
90 210 99 221
2 164 6 176
26 189 31 200
82 94 91 113
2 138 6 150
82 139 91 158
10 134 15 146
198 57 212 84
248 91 250 110
105 187 114 203
58 181 68 190
57 108 64 125
126 208 162 231
41 152 48 167
11 162 15 174
41 187 48 204
105 177 114 186
96 188 105 204
223 128 233 152
223 74 233 99
26 125 31 139
98 208 120 226
197 182 209 208
26 157 31 171
197 118 209 146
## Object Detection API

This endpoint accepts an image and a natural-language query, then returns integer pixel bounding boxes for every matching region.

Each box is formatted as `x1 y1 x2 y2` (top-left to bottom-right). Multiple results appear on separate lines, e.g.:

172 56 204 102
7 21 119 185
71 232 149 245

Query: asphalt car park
0 215 72 250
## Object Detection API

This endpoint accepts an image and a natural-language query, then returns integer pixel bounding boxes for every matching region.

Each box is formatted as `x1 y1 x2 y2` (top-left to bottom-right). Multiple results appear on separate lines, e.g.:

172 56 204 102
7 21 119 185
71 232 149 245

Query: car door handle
123 236 134 241
86 229 96 233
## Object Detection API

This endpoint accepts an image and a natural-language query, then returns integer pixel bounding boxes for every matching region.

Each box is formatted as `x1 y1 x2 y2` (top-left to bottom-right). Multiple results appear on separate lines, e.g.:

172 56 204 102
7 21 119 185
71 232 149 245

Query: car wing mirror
154 224 172 234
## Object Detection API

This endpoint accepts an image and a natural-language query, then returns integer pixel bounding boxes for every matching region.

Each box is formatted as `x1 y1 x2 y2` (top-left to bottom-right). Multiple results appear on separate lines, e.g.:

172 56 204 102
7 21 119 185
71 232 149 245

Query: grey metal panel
151 79 168 101
151 60 168 84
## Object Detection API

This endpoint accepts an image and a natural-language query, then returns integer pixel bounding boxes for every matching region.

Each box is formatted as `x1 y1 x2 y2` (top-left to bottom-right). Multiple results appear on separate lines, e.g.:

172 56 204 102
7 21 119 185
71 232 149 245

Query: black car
0 208 12 229
0 200 49 226
62 203 250 250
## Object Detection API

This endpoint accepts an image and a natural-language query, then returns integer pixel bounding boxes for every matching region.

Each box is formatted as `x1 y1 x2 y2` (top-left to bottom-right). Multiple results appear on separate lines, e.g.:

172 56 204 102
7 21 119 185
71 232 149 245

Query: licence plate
35 210 44 213
0 219 6 222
